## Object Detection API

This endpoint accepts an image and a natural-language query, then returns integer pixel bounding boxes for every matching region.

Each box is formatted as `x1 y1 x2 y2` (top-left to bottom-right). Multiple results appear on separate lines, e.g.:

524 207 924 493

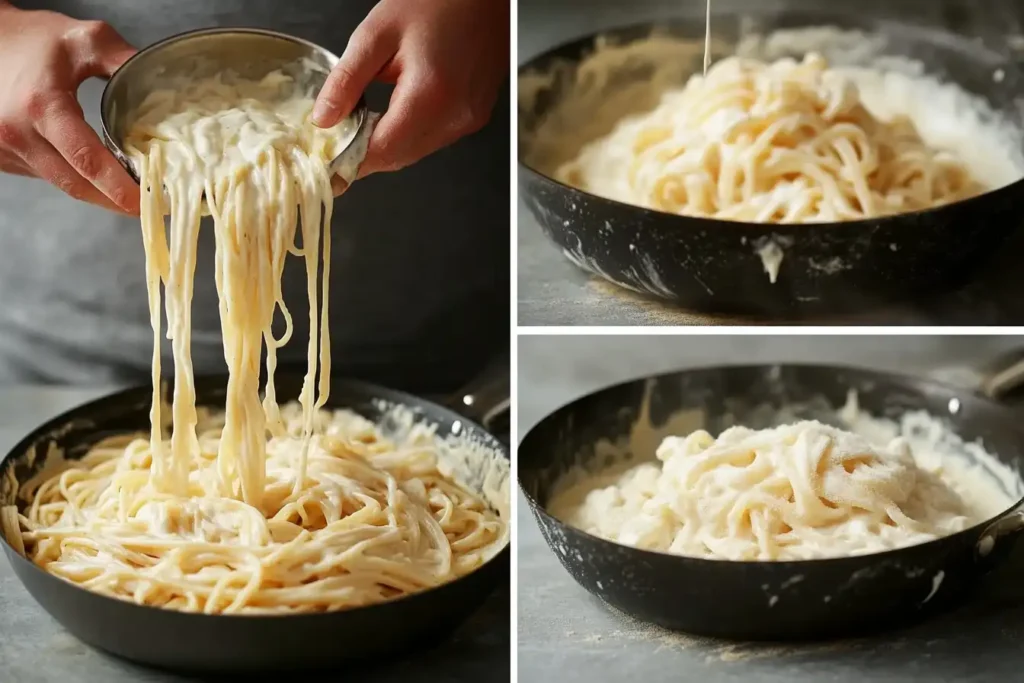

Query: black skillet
517 9 1024 318
518 363 1024 640
0 372 510 672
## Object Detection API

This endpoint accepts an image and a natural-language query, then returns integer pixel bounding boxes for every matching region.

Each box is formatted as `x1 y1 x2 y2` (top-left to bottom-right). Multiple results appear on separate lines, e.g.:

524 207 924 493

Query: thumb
312 26 396 128
72 20 137 80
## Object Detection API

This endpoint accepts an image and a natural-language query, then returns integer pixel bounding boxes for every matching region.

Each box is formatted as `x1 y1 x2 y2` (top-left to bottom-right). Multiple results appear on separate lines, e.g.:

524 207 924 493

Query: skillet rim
518 361 1024 568
516 14 1024 228
0 374 512 622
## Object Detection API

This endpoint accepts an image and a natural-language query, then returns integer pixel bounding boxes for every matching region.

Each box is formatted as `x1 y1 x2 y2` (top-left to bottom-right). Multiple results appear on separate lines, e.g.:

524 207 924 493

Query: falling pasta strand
2 69 508 613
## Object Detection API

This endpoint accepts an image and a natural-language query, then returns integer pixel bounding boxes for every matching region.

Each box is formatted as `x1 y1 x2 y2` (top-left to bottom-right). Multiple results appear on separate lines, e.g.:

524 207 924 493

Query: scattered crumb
552 603 915 664
587 279 746 326
48 632 88 657
586 277 904 326
1002 627 1024 640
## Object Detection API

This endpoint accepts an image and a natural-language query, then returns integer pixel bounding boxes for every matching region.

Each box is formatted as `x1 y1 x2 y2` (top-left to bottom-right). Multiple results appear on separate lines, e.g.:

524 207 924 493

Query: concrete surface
0 386 510 683
517 335 1024 682
517 0 1024 326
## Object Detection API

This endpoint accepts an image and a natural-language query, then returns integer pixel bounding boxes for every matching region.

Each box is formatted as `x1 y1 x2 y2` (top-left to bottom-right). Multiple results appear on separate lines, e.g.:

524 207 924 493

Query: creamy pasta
2 68 507 613
556 53 984 223
550 417 1009 561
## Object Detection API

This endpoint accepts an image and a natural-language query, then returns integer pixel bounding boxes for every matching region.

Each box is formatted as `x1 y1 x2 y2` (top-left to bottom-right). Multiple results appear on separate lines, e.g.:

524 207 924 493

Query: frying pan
518 362 1024 640
517 9 1024 318
0 372 510 672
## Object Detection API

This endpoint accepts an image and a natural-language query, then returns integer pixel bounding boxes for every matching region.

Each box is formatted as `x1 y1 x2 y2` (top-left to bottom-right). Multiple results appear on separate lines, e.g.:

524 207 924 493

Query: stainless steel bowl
100 27 377 186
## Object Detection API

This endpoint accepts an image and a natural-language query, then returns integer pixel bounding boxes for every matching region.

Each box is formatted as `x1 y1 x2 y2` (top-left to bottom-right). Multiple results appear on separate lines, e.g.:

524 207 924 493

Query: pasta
703 0 711 75
2 69 507 613
549 420 997 561
13 406 506 612
129 70 344 506
556 53 984 223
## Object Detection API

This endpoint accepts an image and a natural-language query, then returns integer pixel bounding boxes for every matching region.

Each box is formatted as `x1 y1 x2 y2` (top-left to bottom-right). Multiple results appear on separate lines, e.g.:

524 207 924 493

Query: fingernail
311 101 338 128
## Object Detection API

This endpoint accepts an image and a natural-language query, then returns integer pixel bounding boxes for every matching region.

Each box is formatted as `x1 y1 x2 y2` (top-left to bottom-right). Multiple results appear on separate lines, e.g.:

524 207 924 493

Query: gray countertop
517 0 1024 326
0 386 509 683
517 335 1024 682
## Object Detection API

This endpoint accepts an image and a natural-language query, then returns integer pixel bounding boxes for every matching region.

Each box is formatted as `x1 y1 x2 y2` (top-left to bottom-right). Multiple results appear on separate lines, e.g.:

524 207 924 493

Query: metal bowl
101 27 376 187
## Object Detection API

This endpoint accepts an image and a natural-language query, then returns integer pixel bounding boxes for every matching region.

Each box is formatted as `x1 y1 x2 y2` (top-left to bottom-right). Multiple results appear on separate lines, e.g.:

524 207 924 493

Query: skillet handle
440 356 510 445
454 360 510 443
975 504 1024 571
968 350 1024 569
979 350 1024 403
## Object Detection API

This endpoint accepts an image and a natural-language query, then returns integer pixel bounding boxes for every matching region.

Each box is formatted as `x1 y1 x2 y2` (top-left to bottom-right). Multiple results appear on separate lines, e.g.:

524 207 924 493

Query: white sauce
549 388 1020 562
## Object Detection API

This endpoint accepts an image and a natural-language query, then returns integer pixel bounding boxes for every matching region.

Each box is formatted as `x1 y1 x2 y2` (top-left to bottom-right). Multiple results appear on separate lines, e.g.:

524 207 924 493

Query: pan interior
525 366 1024 522
1 377 511 538
519 14 1024 196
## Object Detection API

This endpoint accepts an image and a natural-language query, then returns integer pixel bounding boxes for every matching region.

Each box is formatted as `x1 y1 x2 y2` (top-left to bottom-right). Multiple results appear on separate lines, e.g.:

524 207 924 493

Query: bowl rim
99 26 367 185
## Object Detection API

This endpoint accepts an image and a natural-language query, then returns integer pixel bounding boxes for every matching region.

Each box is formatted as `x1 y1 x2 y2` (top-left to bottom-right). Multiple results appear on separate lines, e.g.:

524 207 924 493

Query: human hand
312 0 508 178
0 3 140 213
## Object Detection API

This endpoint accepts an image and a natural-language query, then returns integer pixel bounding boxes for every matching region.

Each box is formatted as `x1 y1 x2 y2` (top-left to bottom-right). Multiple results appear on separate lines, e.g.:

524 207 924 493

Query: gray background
517 0 1024 326
518 335 1024 682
